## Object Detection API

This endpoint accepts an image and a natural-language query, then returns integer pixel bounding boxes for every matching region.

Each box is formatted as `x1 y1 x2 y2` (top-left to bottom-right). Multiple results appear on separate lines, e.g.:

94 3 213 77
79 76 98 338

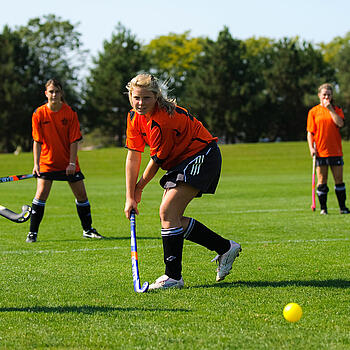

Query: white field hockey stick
0 204 32 223
130 210 149 293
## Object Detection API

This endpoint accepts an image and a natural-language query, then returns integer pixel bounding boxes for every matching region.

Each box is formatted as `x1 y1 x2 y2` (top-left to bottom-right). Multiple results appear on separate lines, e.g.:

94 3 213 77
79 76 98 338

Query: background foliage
1 14 350 152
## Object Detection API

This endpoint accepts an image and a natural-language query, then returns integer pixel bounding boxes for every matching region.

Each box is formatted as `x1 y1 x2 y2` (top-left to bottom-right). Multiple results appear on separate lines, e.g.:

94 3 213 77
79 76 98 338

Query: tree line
1 14 350 152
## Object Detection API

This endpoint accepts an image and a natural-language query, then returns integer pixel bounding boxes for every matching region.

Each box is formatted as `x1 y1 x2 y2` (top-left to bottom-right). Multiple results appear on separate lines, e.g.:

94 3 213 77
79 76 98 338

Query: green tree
17 14 86 106
319 33 350 64
244 36 274 57
144 32 204 100
83 23 148 146
331 33 350 139
0 26 41 152
183 27 254 142
262 38 335 141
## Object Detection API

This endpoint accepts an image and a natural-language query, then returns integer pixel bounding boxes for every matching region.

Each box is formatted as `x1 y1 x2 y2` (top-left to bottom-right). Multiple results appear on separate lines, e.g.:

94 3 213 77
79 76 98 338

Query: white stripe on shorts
190 155 204 176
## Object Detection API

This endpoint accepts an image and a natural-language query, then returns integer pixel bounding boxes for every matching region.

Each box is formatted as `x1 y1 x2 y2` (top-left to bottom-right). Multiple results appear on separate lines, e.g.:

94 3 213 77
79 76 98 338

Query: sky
2 0 350 60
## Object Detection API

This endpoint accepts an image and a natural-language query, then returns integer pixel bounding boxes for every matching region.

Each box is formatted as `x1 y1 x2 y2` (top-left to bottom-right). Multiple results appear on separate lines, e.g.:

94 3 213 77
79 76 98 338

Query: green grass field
0 142 349 349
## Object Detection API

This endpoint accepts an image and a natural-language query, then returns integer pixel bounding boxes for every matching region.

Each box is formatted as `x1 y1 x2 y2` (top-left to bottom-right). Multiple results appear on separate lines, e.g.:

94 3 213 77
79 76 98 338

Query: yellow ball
283 303 302 322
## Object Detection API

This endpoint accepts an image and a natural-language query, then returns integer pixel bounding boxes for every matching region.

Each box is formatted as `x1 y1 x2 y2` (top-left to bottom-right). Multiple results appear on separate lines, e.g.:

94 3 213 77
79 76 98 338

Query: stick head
18 205 32 223
134 281 149 293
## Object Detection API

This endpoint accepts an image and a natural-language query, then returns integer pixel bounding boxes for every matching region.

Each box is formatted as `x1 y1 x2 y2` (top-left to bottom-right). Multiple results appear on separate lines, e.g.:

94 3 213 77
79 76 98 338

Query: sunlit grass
0 142 349 349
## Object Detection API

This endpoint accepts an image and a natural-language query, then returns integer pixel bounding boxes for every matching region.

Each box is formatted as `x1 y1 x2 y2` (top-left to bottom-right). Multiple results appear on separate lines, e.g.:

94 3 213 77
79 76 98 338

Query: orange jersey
126 105 218 170
307 104 344 157
32 103 82 172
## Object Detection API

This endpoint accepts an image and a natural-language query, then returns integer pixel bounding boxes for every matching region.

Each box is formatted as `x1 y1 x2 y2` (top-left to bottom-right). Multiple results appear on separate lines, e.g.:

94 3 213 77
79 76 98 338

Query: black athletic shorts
38 170 85 182
159 142 222 197
316 156 344 167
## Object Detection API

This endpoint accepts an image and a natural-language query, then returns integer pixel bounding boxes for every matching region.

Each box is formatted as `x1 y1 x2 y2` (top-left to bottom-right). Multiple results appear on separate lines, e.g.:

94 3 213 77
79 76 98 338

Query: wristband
69 162 76 166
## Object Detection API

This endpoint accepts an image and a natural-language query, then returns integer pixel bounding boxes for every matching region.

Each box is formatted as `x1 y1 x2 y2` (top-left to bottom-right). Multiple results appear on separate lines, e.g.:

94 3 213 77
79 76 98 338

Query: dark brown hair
45 78 65 102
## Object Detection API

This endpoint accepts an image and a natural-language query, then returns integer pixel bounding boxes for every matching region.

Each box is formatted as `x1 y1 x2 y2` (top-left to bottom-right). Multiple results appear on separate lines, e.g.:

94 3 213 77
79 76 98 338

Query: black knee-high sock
75 199 92 231
29 198 46 233
161 227 184 280
183 218 230 255
335 183 347 209
317 184 329 210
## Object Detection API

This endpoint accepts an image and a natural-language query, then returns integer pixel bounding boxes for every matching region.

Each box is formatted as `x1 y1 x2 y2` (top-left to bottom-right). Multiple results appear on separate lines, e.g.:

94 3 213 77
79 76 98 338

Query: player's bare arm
33 141 42 177
328 106 344 128
66 141 79 175
125 150 142 218
320 91 344 128
307 132 316 157
135 158 160 202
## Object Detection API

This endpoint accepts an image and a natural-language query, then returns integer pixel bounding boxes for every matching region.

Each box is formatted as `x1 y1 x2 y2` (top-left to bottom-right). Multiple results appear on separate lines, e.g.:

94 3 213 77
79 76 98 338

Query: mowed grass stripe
0 237 349 256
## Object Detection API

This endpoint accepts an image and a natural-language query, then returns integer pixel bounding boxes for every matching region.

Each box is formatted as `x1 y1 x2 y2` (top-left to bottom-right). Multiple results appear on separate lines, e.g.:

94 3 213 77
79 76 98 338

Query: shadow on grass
194 279 350 289
0 305 190 314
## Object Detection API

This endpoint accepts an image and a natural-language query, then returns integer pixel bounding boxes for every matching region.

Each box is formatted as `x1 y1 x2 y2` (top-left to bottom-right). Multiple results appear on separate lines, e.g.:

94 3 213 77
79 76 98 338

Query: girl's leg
27 178 53 242
69 180 102 237
316 165 329 213
157 182 198 282
331 165 349 212
153 182 240 287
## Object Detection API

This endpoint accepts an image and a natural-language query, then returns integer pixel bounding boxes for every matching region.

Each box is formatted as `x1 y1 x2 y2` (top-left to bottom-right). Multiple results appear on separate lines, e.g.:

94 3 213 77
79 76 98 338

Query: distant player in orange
124 73 241 290
26 79 102 242
307 83 349 215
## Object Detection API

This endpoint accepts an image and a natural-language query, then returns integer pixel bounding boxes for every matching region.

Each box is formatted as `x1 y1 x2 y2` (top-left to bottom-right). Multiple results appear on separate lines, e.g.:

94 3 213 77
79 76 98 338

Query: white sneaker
149 275 184 290
83 228 104 239
211 240 241 282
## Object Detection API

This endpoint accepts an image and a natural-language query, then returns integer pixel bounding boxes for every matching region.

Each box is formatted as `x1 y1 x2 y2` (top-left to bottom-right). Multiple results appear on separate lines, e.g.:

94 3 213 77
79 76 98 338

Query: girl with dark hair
26 79 102 242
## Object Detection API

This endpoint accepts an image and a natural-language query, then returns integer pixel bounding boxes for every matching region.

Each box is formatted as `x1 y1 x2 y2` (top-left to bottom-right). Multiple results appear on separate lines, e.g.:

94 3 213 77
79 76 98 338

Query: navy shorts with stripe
159 142 221 197
39 170 85 183
316 156 344 167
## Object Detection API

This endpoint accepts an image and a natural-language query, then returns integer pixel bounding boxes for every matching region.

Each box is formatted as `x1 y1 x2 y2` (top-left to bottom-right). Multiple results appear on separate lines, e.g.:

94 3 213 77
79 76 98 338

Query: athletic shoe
83 228 103 239
26 232 37 243
340 207 350 214
212 240 242 282
320 209 328 215
148 275 184 290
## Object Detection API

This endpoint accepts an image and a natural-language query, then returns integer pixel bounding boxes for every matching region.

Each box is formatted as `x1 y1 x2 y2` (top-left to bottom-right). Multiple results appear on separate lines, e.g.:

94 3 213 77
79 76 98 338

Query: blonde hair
318 83 333 94
126 73 176 114
318 83 334 104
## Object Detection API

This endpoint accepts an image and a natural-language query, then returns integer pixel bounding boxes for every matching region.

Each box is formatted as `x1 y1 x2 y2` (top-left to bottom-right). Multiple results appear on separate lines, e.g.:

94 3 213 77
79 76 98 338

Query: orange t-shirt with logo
126 105 218 170
32 103 82 172
307 104 344 157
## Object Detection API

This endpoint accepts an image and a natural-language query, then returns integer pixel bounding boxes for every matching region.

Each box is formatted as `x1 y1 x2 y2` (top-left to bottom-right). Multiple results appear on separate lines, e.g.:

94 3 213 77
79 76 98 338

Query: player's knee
317 184 329 194
159 204 169 223
159 204 180 227
335 183 345 191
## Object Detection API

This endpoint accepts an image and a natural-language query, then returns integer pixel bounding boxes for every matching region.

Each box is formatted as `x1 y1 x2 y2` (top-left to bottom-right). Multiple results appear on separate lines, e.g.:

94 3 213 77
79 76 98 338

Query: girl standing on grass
307 83 349 215
124 73 241 290
26 78 102 242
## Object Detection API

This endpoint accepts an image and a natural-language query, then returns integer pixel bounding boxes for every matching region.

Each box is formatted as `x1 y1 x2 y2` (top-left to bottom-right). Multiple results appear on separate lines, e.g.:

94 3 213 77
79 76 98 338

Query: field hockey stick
0 204 32 223
130 210 149 293
311 154 316 211
0 174 35 183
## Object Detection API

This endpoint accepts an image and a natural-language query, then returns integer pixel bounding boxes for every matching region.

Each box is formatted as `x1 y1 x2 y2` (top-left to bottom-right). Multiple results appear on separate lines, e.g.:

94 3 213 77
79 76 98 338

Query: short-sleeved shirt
126 105 218 170
32 103 82 172
307 104 344 157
